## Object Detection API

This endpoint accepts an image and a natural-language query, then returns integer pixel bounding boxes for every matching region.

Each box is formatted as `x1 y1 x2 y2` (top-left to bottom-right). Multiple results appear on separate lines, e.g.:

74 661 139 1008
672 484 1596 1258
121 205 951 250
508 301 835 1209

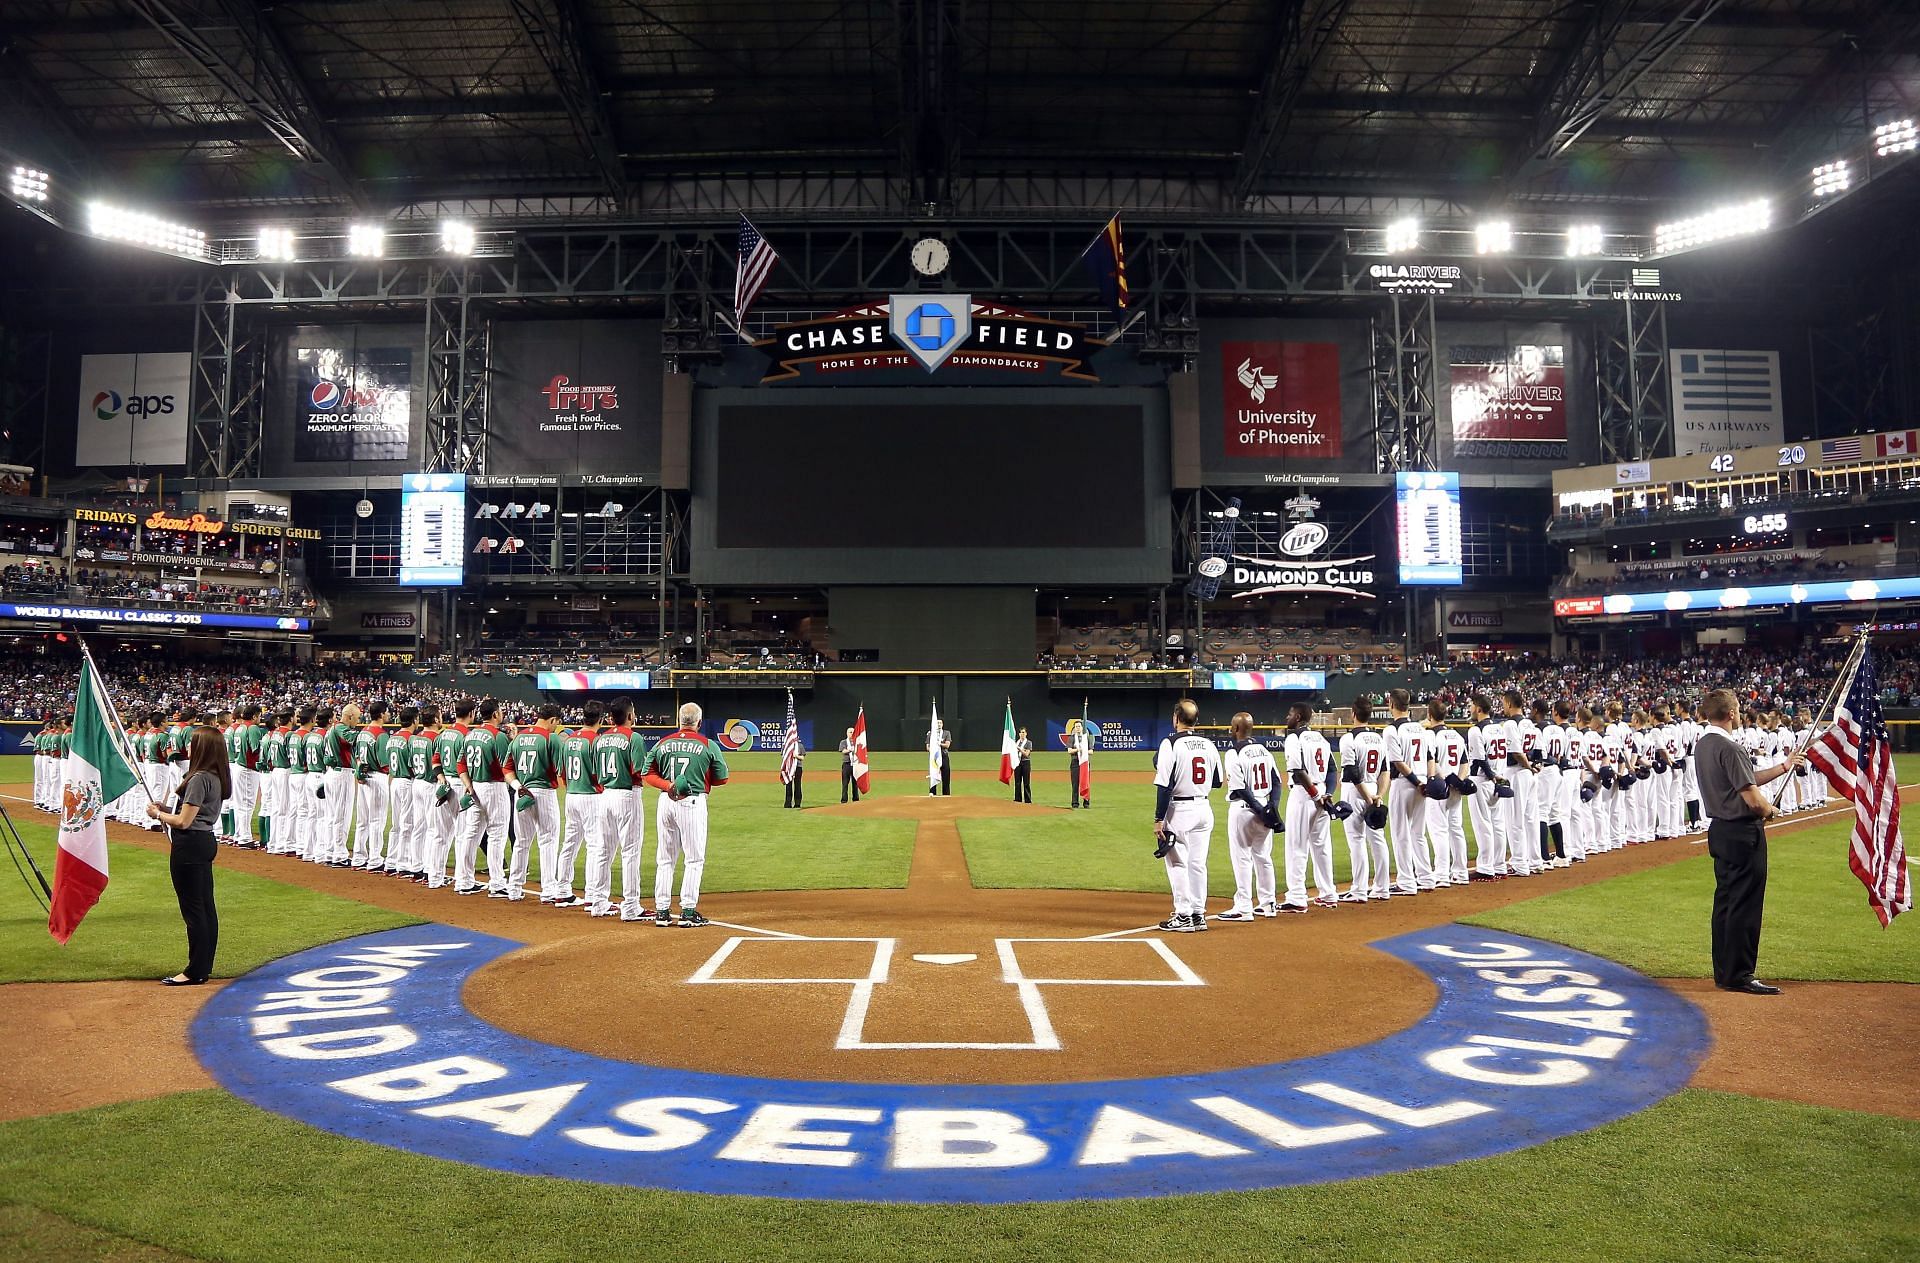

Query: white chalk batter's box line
686 934 1203 1052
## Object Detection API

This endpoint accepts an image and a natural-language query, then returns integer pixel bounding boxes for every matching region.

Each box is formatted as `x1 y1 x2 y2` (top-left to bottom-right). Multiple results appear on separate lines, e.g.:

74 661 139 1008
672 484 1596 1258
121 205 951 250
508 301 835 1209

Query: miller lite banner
267 325 420 474
758 298 1101 384
489 319 661 478
1218 341 1342 459
74 352 190 467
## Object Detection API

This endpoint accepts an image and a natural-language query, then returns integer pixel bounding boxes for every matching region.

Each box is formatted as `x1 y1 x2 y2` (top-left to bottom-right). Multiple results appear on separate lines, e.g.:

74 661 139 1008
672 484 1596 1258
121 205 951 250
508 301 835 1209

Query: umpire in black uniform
1693 688 1804 995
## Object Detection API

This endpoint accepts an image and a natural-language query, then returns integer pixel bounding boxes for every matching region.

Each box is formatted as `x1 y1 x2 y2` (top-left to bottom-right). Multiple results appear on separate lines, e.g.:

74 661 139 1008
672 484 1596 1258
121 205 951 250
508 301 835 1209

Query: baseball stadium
0 4 1917 1261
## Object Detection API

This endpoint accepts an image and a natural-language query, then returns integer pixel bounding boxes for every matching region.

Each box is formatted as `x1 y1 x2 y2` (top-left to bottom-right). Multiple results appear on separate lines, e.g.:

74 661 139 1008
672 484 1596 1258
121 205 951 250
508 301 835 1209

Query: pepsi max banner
490 320 662 479
1043 715 1171 752
75 352 190 467
759 298 1100 384
268 326 420 474
0 601 309 631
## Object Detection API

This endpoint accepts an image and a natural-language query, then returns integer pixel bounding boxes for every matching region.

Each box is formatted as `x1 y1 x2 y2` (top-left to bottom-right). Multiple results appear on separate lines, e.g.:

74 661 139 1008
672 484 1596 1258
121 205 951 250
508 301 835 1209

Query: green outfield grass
0 1088 1911 1263
0 815 417 984
1466 817 1920 982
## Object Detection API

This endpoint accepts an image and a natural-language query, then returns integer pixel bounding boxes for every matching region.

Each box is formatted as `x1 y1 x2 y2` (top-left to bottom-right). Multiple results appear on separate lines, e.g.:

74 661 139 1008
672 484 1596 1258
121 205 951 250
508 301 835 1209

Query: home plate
912 953 977 965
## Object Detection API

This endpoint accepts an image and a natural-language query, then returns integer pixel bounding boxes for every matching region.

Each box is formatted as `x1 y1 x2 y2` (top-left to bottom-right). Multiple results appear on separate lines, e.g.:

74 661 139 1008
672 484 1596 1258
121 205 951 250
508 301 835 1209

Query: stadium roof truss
0 0 1911 227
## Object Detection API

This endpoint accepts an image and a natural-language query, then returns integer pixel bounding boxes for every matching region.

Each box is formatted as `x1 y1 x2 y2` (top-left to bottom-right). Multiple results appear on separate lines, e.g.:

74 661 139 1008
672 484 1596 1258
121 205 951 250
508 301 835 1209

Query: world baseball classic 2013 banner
192 922 1707 1203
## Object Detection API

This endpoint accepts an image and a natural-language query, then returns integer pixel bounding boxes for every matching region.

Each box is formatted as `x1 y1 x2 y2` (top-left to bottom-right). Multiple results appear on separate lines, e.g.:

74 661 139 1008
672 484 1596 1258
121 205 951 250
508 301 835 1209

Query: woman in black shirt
147 726 231 986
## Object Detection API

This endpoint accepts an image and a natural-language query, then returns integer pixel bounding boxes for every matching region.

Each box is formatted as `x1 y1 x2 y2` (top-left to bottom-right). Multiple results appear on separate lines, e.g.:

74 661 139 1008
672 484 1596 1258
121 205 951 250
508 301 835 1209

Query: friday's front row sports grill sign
758 297 1102 383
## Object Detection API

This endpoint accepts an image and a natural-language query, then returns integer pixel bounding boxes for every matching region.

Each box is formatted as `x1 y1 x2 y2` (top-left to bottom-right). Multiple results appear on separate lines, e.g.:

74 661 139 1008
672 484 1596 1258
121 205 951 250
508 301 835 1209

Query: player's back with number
1156 731 1221 800
1226 739 1278 805
646 731 729 794
1284 727 1333 797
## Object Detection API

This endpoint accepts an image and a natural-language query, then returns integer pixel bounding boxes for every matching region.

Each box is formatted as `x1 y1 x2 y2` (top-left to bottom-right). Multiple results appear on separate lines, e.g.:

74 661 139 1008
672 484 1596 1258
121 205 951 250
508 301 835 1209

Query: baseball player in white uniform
1217 711 1279 921
1423 701 1470 886
1152 699 1220 932
1501 691 1541 877
1338 697 1391 901
1384 688 1433 894
1537 700 1570 866
1465 694 1510 881
1280 704 1341 910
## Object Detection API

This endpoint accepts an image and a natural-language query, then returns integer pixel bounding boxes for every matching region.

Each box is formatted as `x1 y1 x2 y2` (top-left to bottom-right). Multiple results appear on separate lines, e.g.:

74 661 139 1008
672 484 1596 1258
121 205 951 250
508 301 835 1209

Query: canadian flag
1879 431 1918 458
851 707 871 794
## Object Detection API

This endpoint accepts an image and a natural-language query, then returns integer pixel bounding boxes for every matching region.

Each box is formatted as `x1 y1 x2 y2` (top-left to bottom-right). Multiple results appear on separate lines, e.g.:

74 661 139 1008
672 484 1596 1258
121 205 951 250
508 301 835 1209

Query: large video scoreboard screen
399 472 465 586
692 389 1171 585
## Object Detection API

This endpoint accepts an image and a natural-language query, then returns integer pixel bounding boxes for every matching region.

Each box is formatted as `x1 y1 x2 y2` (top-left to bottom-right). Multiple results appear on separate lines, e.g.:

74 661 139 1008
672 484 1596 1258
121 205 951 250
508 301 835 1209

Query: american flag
1821 436 1863 462
779 690 802 786
1807 645 1911 926
734 215 779 329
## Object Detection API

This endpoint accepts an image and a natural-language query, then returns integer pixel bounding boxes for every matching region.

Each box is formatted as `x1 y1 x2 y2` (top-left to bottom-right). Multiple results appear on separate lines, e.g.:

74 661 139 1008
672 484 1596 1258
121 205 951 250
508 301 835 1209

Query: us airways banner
759 298 1101 384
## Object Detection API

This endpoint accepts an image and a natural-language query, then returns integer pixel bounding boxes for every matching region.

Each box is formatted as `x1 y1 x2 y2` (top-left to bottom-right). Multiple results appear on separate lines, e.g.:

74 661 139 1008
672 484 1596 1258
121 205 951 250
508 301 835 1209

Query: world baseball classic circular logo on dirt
192 922 1708 1203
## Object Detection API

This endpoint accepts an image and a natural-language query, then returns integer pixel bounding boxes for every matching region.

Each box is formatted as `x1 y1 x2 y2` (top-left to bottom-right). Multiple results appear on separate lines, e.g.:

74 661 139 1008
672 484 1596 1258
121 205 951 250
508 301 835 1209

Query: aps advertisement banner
75 352 191 467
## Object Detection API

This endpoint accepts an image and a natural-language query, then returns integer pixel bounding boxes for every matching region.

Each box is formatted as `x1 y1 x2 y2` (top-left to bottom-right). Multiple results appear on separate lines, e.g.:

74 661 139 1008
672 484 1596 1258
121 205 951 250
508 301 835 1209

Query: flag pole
72 631 159 809
1766 624 1869 804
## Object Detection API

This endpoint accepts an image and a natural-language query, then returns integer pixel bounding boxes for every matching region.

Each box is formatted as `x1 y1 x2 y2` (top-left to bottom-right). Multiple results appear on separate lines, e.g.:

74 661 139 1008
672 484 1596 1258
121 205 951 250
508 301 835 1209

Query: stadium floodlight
85 201 208 260
9 166 49 203
1651 198 1771 255
257 226 296 261
1474 220 1512 255
1565 222 1604 257
1383 217 1419 252
347 223 384 257
440 220 476 256
1873 118 1917 157
1811 161 1852 198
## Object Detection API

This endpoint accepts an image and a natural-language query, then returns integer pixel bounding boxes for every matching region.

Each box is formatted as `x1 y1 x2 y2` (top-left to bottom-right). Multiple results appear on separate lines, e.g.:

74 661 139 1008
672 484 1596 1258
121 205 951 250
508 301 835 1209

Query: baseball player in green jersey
305 707 340 865
164 710 192 804
385 706 419 878
140 713 171 833
641 701 730 927
217 712 240 842
549 704 601 907
433 701 475 891
316 705 357 865
587 696 650 919
407 708 445 885
32 721 53 812
287 707 316 859
262 712 293 853
351 701 392 871
226 704 263 849
510 703 565 903
459 699 525 900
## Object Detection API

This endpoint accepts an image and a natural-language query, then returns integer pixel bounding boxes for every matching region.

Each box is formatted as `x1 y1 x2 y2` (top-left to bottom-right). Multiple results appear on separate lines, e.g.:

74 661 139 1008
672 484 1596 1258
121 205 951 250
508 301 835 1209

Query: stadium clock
910 237 950 276
1741 512 1788 535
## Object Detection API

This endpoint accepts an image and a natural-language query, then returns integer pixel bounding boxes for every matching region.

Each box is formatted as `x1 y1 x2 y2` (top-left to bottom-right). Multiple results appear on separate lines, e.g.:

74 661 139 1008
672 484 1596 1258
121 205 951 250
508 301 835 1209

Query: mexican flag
851 706 871 793
1076 698 1093 801
927 701 942 789
49 659 138 944
998 700 1018 784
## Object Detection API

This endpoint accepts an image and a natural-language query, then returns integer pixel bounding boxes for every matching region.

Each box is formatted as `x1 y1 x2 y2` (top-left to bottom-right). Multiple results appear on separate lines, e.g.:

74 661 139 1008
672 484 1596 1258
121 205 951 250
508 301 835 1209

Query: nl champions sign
194 922 1707 1204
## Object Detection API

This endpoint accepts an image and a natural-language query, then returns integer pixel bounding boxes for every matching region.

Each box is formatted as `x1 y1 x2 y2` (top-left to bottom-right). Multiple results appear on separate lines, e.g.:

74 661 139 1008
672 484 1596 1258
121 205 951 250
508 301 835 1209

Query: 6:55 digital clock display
1742 512 1788 535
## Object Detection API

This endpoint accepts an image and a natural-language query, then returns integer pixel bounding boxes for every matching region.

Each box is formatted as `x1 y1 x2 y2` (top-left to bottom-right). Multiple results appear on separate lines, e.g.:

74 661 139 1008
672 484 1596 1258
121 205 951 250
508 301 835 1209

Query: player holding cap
643 701 730 927
1338 697 1391 901
1280 703 1343 911
1152 699 1220 932
549 705 602 907
510 704 564 903
1217 711 1279 921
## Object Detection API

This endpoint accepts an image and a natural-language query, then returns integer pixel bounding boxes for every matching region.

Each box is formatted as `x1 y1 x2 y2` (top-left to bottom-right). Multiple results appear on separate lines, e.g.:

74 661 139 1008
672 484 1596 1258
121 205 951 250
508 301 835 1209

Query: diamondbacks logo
92 390 123 421
61 779 102 832
1235 358 1279 405
889 294 972 372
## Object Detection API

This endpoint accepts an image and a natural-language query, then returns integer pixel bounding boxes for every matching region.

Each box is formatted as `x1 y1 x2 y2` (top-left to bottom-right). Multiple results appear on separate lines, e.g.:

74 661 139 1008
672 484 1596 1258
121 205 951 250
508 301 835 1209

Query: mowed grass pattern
0 1089 1911 1263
